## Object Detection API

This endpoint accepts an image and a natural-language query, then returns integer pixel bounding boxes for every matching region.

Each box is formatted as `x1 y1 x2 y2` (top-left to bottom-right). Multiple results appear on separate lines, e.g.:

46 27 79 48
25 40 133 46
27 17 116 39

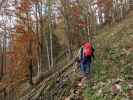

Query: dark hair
80 39 86 45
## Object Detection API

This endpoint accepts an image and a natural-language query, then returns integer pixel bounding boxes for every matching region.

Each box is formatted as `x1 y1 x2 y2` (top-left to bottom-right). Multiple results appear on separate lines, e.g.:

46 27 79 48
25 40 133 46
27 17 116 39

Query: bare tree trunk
48 0 54 68
60 0 73 60
3 33 6 77
35 2 41 76
0 44 2 80
39 0 51 70
0 51 4 80
26 12 33 85
49 22 54 68
0 31 7 80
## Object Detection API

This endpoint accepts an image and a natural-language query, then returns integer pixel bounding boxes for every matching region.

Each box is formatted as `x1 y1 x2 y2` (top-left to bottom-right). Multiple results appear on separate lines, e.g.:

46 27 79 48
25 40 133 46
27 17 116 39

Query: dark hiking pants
80 56 91 77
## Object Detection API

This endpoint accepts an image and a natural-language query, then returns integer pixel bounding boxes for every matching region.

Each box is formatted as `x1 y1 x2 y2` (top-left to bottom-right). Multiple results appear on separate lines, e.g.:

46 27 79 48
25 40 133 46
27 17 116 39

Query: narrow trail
64 77 90 100
20 50 87 100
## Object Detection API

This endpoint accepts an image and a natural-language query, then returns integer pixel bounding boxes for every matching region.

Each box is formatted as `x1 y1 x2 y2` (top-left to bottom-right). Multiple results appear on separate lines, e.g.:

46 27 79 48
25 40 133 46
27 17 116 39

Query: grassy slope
84 11 133 100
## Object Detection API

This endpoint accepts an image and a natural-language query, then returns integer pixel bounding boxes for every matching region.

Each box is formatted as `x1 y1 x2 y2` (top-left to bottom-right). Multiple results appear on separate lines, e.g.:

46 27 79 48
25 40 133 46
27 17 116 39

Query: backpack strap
80 47 84 60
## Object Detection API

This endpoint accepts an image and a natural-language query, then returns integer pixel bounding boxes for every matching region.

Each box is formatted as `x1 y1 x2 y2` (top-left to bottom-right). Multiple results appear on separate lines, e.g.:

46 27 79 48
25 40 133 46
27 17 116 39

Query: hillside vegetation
84 11 133 100
0 0 132 99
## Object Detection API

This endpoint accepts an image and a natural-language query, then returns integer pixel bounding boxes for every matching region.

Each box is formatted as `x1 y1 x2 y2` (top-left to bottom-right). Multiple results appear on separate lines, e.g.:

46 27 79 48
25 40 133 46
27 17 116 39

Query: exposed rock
111 84 122 95
96 89 102 96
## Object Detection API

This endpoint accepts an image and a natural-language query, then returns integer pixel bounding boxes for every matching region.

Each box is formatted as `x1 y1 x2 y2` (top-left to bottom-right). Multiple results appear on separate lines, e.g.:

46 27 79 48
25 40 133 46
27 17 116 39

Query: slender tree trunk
40 0 51 69
26 12 33 85
29 41 33 85
50 24 54 68
35 2 41 76
64 17 73 59
0 32 7 80
48 0 54 68
60 0 73 60
3 33 6 76
0 52 4 80
0 43 1 71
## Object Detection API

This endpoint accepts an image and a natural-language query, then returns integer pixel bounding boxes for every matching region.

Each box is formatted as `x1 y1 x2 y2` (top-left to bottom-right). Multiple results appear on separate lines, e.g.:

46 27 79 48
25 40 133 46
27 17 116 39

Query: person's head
80 39 87 45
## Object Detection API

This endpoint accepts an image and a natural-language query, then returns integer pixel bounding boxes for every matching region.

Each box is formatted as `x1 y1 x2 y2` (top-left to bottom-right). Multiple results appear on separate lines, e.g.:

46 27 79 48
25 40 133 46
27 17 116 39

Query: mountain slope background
0 0 132 99
83 10 133 100
21 10 133 100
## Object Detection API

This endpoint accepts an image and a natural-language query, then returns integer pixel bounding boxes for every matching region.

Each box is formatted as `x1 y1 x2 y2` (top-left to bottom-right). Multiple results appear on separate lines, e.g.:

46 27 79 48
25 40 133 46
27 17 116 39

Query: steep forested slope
0 0 132 99
84 11 133 100
20 10 133 100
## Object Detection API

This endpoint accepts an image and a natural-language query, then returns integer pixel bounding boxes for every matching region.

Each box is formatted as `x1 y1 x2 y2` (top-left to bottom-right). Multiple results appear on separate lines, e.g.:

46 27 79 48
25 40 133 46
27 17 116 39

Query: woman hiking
77 40 95 79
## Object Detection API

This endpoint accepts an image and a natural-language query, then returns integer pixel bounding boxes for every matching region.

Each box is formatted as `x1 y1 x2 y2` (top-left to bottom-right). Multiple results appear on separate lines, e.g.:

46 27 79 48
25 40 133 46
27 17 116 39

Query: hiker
77 41 95 78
